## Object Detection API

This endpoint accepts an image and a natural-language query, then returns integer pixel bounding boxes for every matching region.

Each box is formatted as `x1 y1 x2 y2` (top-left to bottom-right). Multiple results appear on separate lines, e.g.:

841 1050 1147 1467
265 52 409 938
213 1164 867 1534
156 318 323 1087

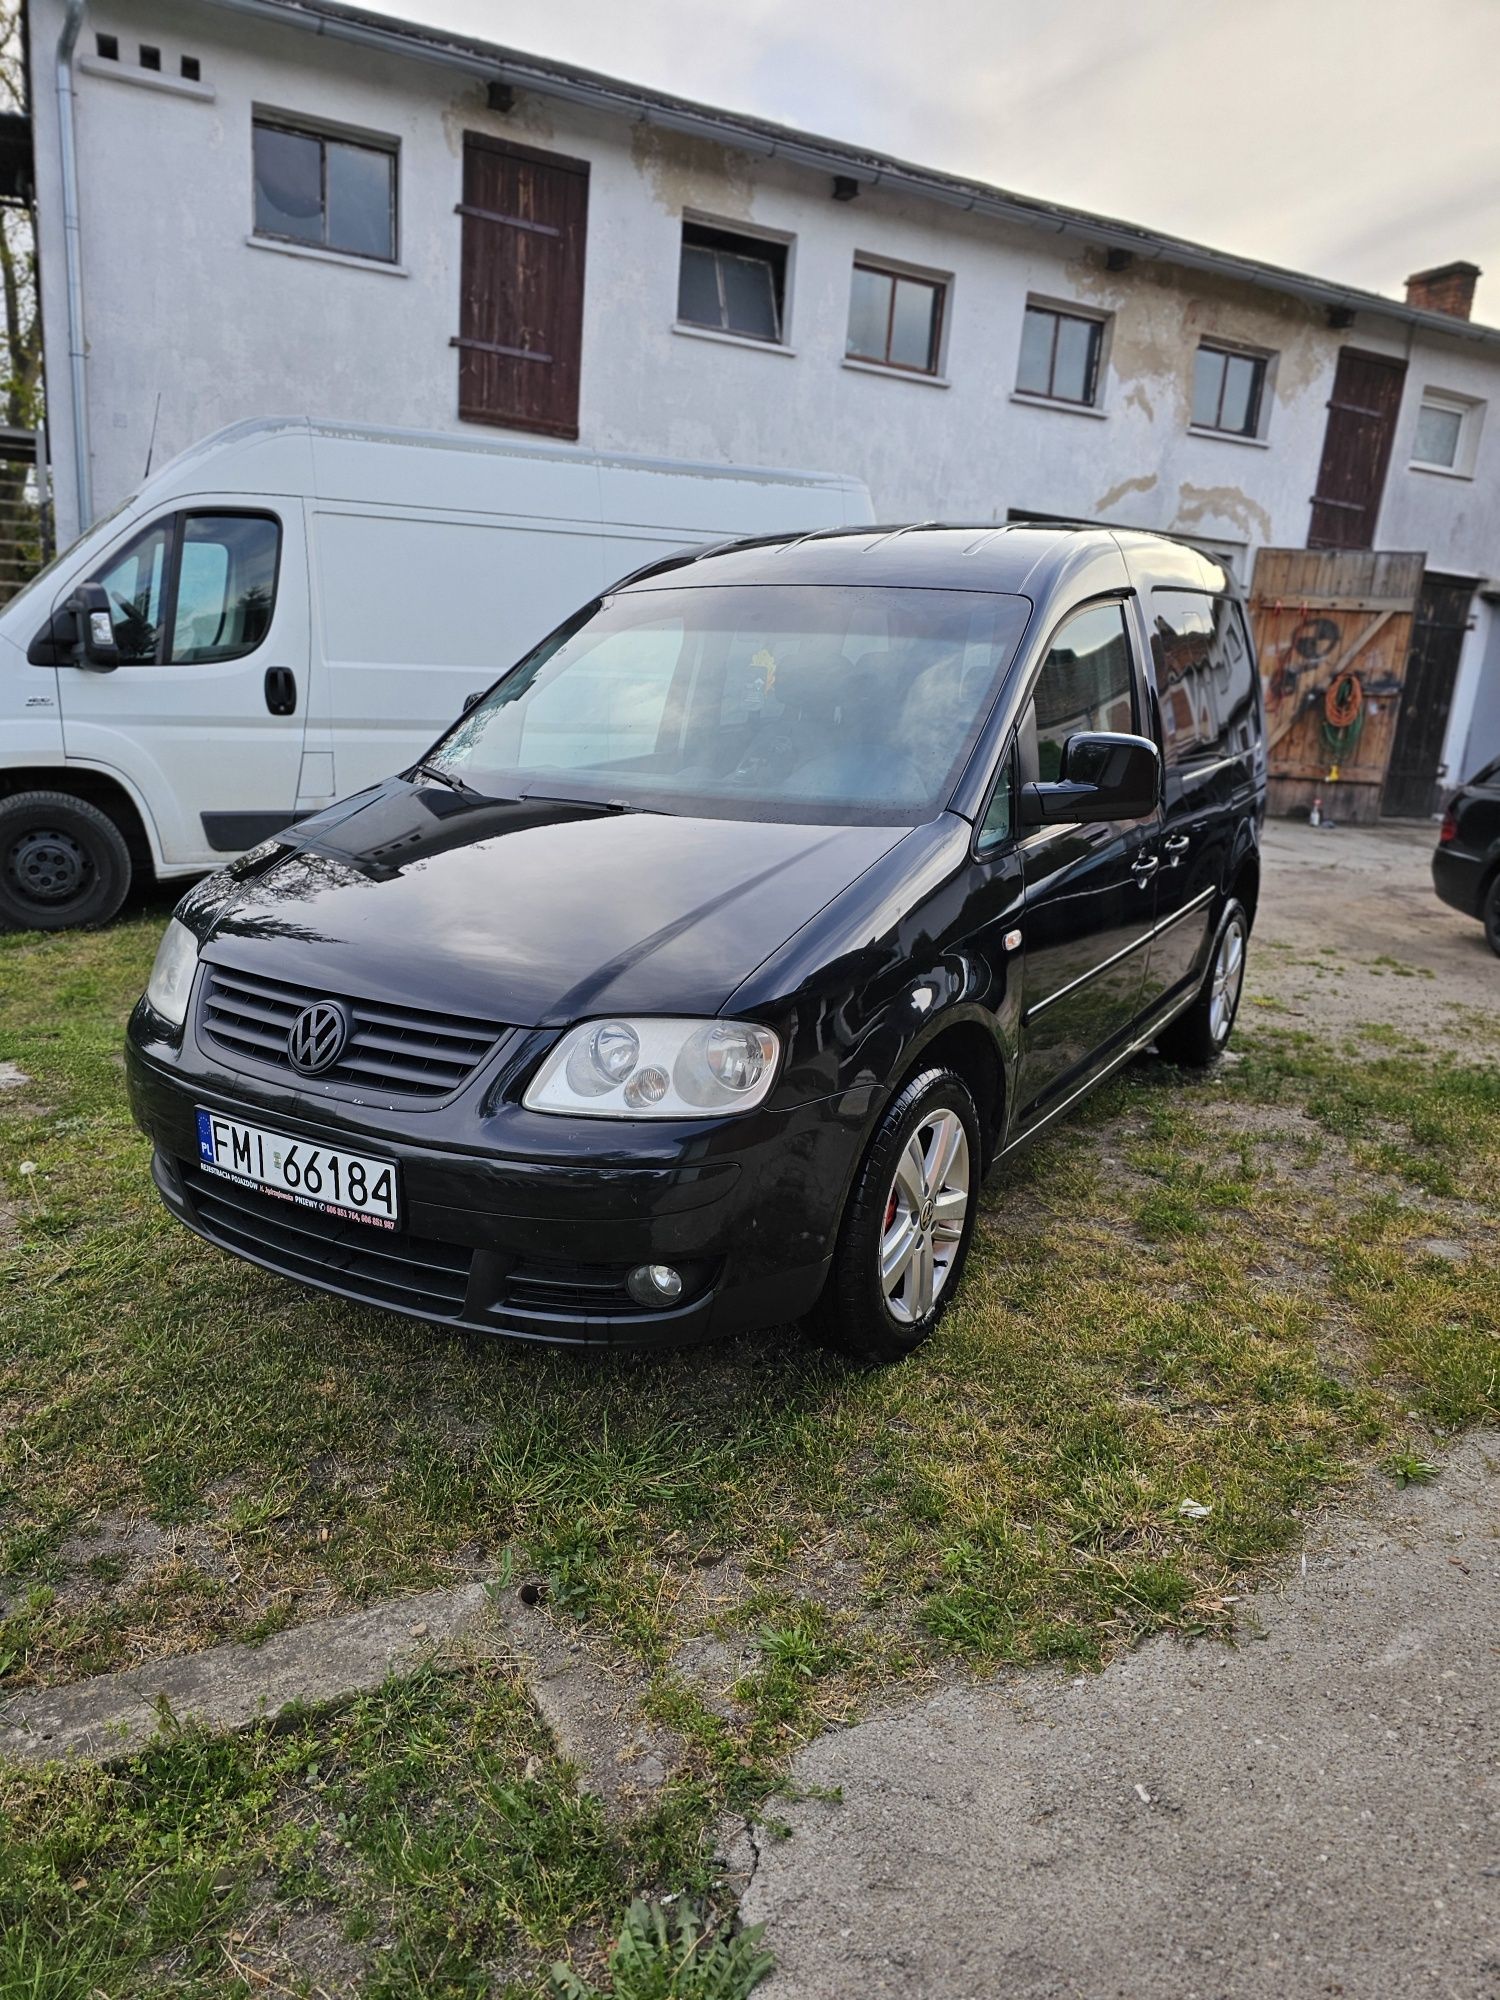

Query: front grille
180 1160 472 1319
199 963 503 1100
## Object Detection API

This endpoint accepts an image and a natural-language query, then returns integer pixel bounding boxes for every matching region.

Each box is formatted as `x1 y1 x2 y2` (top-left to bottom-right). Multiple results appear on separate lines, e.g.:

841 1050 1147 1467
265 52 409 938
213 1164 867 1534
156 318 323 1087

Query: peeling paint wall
28 0 1500 768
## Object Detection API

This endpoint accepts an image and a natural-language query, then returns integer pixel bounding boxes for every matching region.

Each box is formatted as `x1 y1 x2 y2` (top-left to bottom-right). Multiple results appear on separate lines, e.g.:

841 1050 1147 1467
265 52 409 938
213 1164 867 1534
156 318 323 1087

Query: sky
376 0 1500 322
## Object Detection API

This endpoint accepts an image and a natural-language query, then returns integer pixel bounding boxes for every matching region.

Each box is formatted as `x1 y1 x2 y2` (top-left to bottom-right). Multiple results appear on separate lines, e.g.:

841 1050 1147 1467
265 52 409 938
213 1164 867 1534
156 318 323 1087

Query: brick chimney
1405 261 1481 320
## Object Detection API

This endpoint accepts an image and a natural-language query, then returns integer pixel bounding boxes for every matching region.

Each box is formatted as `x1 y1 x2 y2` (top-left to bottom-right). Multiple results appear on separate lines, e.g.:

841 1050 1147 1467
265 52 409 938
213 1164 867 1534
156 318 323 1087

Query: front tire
816 1066 981 1365
1156 897 1249 1069
0 790 134 932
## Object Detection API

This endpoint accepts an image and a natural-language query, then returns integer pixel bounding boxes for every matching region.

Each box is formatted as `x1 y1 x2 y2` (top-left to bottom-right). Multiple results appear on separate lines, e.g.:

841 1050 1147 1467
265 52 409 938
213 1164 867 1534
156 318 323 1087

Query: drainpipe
55 0 91 532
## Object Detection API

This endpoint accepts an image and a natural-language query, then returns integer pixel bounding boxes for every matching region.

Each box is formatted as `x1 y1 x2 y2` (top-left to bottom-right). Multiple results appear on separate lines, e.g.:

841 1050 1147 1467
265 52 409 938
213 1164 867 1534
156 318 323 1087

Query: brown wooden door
454 135 589 440
1249 547 1424 824
1307 349 1406 551
1382 576 1473 818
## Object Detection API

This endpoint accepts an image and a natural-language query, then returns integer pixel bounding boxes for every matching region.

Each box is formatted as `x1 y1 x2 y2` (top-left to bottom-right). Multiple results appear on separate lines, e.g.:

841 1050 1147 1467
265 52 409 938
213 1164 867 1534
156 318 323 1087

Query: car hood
201 780 910 1026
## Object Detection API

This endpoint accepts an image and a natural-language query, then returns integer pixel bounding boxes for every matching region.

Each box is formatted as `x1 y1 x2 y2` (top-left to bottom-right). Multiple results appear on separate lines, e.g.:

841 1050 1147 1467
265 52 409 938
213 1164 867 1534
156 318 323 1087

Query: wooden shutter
1307 348 1406 551
454 134 589 440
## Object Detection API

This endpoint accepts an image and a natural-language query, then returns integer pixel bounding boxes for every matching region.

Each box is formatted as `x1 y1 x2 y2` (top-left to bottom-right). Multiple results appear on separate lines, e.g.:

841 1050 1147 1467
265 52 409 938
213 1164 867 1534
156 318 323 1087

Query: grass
2 905 1497 1994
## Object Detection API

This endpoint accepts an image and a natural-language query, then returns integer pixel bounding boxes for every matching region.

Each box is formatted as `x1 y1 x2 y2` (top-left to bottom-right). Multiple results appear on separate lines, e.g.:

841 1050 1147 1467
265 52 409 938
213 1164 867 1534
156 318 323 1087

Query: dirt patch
1251 819 1496 1048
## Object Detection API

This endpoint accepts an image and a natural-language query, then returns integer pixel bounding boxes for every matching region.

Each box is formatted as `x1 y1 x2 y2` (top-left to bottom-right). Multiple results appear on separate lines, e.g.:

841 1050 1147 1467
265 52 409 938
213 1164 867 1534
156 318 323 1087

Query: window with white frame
1015 301 1106 406
1410 390 1484 476
253 114 398 262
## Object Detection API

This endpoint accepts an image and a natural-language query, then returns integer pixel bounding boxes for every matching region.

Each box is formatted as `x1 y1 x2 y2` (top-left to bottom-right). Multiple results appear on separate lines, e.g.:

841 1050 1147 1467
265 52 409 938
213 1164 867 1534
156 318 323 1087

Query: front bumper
125 1016 864 1349
1432 843 1485 920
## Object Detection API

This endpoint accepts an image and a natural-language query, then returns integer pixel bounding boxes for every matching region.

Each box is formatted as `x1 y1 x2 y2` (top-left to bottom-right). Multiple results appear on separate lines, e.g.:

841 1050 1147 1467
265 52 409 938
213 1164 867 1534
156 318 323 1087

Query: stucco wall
28 0 1500 784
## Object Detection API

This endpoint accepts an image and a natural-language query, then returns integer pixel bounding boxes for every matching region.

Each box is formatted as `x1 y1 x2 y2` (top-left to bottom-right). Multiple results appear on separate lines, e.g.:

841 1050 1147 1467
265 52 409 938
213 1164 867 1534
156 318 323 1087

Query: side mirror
67 583 120 671
1019 732 1161 826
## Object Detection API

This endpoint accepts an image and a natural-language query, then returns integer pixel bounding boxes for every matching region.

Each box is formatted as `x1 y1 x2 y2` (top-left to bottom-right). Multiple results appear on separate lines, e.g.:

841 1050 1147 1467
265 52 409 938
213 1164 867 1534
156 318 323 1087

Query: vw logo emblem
287 998 351 1075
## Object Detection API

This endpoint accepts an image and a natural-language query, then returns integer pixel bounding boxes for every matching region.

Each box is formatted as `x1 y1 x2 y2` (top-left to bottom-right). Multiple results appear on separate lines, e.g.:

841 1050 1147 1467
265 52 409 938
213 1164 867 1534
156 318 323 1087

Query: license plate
195 1109 401 1229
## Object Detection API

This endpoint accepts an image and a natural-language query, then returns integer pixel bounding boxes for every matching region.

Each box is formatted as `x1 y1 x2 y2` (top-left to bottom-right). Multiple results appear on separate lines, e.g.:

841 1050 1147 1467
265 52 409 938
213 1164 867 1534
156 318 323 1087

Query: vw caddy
126 524 1266 1363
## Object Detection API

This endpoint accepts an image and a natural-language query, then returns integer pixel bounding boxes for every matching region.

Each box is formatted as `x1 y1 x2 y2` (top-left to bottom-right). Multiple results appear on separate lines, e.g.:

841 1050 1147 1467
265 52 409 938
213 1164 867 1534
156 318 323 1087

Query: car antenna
142 393 162 480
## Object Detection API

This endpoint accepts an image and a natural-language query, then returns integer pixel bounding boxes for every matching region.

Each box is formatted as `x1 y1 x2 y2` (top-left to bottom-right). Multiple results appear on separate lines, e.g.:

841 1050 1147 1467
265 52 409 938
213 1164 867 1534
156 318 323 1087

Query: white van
1 417 873 929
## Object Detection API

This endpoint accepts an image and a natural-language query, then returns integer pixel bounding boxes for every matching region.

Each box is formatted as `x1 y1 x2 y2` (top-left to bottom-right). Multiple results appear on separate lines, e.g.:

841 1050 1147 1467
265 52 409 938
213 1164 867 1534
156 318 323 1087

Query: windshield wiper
412 761 489 801
517 787 660 815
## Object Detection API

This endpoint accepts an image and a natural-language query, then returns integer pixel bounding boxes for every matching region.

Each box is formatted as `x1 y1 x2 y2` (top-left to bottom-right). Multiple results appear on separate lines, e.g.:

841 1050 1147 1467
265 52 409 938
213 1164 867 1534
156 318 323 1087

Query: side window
91 513 280 666
1149 590 1256 767
170 515 281 662
97 520 172 664
1029 602 1135 780
977 741 1014 853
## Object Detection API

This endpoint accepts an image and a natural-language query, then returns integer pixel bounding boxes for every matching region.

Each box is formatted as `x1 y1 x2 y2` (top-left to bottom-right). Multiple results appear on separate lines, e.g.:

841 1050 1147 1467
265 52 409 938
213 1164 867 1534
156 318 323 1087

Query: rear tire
815 1065 980 1365
1483 871 1500 958
1156 897 1249 1069
0 789 134 931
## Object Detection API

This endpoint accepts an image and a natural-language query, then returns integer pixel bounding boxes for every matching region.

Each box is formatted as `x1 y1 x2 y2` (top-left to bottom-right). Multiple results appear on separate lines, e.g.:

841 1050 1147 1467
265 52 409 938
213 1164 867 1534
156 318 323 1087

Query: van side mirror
1019 732 1161 825
67 583 120 671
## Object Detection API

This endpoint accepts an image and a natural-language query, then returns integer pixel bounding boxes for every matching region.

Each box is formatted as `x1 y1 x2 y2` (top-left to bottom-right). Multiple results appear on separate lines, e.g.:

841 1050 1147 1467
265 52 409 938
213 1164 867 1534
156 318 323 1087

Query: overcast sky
383 0 1500 321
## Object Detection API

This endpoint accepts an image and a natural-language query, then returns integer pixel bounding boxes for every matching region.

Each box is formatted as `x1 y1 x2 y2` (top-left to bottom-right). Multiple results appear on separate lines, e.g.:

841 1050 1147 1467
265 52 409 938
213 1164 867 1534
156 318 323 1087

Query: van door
1014 601 1161 1124
55 503 309 867
1140 588 1260 1008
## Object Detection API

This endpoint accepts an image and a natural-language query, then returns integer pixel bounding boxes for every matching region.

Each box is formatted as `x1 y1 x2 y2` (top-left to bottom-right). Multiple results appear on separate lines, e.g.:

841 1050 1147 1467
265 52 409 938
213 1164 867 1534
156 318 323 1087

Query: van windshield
424 584 1031 825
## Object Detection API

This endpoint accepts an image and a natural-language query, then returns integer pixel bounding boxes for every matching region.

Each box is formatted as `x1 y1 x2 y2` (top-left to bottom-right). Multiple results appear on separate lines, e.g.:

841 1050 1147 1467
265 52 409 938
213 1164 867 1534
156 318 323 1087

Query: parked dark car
1433 757 1500 956
126 525 1266 1363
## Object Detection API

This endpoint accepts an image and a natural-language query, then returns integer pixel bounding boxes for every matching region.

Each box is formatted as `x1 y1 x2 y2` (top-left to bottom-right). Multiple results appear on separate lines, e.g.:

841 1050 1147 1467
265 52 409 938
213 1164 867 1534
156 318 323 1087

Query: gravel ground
1251 818 1495 1044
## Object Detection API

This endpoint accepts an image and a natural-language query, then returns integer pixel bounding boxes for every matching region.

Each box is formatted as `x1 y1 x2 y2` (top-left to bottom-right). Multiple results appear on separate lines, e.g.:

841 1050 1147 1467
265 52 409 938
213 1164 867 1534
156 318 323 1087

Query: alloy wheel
879 1107 971 1324
1209 914 1247 1045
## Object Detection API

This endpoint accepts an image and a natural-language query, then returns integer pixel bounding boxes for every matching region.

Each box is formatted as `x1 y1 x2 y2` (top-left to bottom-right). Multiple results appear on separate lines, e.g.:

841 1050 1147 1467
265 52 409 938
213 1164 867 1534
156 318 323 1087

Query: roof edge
206 0 1500 349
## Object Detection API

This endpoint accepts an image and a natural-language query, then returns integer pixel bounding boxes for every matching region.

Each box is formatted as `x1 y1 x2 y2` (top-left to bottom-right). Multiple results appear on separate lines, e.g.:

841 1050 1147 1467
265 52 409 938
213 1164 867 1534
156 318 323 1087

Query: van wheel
815 1066 980 1365
1156 897 1249 1069
0 790 133 931
1483 872 1500 958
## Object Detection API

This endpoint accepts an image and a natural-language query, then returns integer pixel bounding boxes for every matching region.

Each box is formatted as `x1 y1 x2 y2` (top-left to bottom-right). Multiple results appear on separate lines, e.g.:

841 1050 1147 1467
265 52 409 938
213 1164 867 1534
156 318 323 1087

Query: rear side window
1028 602 1136 781
89 512 281 665
1148 590 1257 768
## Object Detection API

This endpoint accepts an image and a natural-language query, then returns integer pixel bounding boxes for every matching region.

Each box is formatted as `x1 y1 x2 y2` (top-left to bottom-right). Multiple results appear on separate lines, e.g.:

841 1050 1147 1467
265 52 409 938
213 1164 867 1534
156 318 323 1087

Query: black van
126 526 1266 1363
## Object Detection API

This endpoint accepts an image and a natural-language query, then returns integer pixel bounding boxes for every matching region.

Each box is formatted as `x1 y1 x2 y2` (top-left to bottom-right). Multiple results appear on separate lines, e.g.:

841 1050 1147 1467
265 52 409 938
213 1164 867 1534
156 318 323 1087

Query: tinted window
1149 590 1258 768
170 515 281 662
977 742 1014 853
428 585 1030 826
1029 603 1135 780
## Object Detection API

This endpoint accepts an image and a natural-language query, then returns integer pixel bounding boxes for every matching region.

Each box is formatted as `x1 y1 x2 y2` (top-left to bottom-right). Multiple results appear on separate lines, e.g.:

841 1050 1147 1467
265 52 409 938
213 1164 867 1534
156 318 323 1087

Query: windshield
425 584 1031 824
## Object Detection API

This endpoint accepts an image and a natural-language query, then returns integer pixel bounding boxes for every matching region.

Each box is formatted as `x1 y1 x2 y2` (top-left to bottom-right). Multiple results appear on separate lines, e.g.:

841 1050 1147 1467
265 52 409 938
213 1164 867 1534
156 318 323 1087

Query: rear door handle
264 666 297 716
1163 833 1190 853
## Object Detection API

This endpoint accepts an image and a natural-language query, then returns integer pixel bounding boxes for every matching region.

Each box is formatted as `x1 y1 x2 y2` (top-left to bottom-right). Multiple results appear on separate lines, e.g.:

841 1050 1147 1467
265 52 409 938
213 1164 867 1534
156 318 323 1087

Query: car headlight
144 918 200 1028
524 1017 781 1119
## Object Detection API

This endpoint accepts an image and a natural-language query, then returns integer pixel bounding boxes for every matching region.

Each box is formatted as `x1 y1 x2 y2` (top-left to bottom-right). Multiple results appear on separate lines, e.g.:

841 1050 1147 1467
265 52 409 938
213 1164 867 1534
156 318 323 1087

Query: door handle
264 667 297 716
1163 833 1190 852
1131 851 1161 885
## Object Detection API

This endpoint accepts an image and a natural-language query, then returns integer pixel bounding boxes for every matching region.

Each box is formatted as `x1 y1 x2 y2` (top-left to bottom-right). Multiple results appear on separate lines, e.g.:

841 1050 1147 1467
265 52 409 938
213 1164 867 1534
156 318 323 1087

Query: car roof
611 522 1234 601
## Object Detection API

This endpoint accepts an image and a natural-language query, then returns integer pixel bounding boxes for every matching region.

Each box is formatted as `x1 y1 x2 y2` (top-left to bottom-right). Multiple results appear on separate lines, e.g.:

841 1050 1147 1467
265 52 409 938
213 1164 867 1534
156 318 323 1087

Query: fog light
627 1262 684 1307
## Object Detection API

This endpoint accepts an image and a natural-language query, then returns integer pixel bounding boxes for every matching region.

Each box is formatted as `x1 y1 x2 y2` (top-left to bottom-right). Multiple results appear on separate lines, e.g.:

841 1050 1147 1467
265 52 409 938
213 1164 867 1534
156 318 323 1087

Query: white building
25 0 1500 806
